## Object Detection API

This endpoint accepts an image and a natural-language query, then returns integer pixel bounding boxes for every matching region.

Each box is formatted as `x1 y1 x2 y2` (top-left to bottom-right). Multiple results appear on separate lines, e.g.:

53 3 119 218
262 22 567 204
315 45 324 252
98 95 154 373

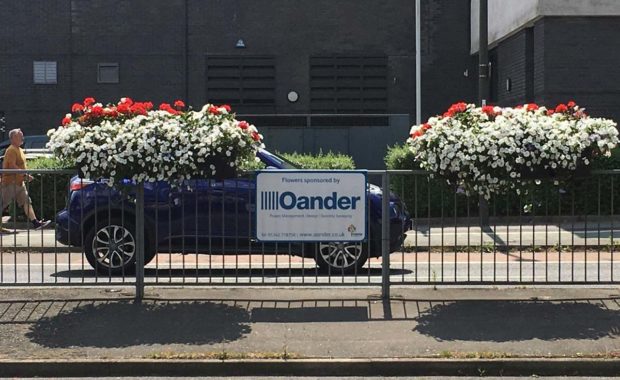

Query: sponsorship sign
256 170 367 242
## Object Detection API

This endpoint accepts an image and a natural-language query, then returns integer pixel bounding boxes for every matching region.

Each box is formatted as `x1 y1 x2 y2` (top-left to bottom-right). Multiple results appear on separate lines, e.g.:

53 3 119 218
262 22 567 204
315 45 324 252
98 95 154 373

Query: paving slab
0 286 618 361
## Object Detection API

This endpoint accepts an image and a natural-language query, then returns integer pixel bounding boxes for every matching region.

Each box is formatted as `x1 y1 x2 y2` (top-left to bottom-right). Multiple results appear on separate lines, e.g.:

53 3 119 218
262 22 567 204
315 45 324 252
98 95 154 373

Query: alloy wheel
91 225 136 269
318 242 363 270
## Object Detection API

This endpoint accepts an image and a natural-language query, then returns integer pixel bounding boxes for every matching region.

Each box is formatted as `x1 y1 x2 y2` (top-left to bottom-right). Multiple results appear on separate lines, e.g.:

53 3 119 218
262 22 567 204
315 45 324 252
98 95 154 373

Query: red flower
555 104 568 113
221 104 231 112
251 131 261 141
546 109 555 116
83 97 96 107
62 116 71 126
567 100 576 108
130 103 148 116
526 103 539 111
448 102 467 114
104 108 119 118
159 103 178 115
410 129 424 139
238 121 249 130
174 100 185 109
90 106 104 117
117 103 131 114
144 102 154 111
208 106 220 115
421 123 431 131
482 105 495 116
443 111 453 118
120 97 134 106
71 103 84 113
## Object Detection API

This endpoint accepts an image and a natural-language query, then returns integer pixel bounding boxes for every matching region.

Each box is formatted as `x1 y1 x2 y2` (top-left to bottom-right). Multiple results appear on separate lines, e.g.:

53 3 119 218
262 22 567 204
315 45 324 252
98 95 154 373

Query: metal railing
0 169 618 302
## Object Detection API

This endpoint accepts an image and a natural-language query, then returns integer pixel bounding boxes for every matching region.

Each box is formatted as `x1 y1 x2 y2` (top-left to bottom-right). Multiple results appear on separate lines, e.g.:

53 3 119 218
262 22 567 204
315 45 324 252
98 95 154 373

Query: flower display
407 102 618 198
47 97 264 185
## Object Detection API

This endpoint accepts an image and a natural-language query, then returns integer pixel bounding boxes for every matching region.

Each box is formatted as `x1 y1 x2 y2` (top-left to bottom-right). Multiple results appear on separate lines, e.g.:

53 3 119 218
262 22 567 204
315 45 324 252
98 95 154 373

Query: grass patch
435 351 620 359
146 350 300 360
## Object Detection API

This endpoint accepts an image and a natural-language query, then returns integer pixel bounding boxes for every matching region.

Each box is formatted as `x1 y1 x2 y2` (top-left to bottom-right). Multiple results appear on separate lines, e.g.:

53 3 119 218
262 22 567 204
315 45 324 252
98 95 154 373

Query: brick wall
542 17 620 121
0 0 474 136
491 16 620 123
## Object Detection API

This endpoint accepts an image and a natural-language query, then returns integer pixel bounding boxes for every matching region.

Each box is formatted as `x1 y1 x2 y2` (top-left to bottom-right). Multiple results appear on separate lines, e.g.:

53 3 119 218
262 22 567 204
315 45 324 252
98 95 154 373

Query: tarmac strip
0 358 619 377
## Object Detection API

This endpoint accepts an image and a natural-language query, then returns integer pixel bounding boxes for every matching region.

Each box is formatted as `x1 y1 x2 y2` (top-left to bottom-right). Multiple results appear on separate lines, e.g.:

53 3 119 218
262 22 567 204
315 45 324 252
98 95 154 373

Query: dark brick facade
0 0 475 137
490 17 620 122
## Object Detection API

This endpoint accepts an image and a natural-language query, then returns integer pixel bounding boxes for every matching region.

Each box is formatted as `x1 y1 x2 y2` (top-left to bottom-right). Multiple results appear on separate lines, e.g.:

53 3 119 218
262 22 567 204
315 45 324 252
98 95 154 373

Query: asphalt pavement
1 287 619 361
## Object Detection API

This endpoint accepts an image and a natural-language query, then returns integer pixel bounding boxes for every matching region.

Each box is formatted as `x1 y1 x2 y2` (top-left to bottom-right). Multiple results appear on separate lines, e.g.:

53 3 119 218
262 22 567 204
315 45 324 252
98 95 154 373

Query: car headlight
390 202 402 218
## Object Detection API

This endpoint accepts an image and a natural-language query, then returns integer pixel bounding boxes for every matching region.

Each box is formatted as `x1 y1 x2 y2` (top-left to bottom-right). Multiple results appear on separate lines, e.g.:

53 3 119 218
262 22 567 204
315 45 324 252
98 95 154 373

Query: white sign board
256 170 367 242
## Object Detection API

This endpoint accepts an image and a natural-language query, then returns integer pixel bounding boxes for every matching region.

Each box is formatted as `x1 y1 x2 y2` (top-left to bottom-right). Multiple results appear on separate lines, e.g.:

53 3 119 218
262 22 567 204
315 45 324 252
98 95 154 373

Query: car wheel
84 217 155 275
311 241 369 274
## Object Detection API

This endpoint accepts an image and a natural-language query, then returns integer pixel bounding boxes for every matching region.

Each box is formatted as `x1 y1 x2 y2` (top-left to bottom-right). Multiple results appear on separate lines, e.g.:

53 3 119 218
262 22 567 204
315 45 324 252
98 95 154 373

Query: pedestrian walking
1 128 50 231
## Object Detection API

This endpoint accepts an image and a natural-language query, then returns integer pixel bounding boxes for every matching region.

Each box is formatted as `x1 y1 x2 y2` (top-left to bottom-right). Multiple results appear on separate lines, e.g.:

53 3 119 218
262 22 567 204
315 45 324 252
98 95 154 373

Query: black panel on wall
205 56 276 114
310 56 388 114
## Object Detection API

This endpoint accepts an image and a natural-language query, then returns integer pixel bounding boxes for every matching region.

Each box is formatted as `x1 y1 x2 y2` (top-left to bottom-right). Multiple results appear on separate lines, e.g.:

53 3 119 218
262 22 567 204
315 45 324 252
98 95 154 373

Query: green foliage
24 157 73 220
385 144 477 217
385 144 620 217
280 150 356 170
240 150 356 171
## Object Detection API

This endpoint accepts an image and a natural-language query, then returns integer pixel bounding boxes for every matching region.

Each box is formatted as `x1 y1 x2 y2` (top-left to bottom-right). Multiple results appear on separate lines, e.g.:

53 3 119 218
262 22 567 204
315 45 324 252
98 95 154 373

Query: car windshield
261 150 300 169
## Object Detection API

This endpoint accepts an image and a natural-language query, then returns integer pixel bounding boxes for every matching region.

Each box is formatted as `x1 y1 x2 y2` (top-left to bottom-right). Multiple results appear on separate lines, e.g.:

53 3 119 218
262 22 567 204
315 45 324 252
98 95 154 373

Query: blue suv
55 149 411 274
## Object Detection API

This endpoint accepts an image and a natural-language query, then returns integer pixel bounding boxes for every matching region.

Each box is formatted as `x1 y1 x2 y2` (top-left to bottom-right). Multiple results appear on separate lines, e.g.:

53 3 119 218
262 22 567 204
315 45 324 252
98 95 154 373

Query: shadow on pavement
50 267 412 279
25 300 251 348
6 295 619 348
251 306 369 322
413 300 620 342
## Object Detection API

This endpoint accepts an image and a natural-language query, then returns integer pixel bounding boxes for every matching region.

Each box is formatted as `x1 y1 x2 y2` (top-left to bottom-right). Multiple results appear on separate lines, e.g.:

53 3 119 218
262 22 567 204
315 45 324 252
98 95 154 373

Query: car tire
309 241 369 274
84 217 155 275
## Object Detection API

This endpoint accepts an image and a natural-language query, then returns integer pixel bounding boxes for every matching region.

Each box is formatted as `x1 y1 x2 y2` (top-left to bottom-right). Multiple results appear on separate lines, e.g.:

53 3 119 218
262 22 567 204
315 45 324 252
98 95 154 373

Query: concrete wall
471 0 620 53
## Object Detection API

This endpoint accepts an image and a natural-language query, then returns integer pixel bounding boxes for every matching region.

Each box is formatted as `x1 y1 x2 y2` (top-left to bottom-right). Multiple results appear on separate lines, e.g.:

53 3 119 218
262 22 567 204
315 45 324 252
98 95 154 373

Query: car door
144 180 197 248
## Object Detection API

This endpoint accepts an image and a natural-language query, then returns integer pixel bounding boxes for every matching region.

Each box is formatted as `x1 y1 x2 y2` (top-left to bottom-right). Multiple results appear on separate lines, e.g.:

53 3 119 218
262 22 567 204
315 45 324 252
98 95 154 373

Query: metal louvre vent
206 56 276 113
310 56 388 113
98 63 119 84
33 61 57 84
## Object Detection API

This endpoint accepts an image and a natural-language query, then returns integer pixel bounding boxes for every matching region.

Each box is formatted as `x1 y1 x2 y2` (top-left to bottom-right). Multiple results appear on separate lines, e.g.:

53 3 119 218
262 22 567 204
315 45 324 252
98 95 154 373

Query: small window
97 63 119 84
33 61 57 84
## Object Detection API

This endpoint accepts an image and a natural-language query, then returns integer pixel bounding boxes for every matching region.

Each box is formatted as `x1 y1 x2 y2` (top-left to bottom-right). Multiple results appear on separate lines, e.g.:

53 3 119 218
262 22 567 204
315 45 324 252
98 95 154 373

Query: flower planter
47 98 264 184
203 154 238 181
407 102 618 198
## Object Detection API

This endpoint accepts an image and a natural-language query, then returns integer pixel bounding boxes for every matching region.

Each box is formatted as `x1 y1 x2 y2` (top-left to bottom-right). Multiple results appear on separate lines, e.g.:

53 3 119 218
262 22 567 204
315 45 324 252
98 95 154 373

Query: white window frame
33 61 57 84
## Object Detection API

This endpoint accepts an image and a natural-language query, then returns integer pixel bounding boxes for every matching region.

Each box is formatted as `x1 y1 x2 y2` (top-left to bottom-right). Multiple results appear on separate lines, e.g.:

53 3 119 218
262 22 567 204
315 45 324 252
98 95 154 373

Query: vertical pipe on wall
184 0 190 103
478 0 489 103
69 0 74 103
415 0 421 125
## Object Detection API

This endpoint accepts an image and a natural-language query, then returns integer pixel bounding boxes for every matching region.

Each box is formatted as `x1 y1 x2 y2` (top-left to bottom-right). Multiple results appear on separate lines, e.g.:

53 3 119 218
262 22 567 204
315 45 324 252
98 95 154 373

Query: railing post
381 172 391 300
135 182 145 303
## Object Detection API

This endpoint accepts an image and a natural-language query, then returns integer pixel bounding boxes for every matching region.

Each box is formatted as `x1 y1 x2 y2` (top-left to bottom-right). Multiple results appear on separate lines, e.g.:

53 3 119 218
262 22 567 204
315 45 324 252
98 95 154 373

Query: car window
260 151 299 169
24 136 49 149
29 141 48 149
0 142 8 157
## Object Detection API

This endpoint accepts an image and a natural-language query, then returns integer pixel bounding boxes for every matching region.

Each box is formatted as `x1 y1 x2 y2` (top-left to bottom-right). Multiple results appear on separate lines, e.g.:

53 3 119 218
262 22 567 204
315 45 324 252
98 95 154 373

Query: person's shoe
0 227 16 234
32 219 51 230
